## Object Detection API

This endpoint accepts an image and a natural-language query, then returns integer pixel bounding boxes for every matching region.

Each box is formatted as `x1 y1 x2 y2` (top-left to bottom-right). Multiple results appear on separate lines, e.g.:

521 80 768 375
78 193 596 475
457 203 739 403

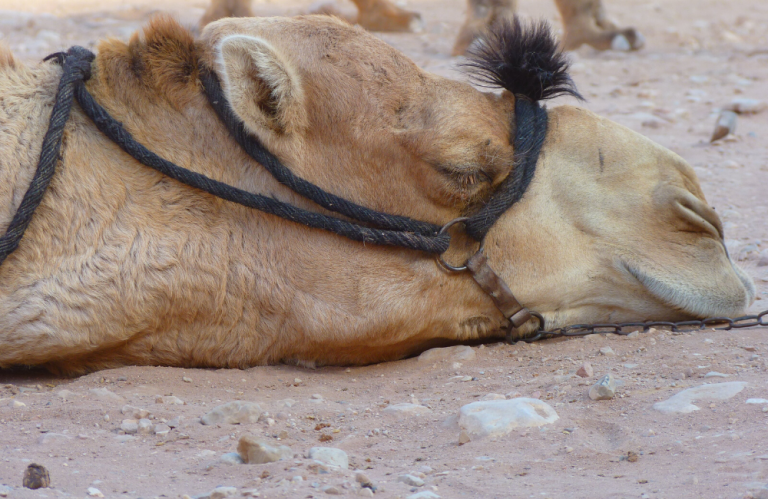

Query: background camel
201 0 645 53
0 16 753 376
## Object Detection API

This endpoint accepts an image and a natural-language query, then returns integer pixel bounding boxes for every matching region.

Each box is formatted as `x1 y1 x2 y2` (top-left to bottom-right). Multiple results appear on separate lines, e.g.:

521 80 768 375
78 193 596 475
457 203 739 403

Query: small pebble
87 487 104 497
599 347 616 356
576 362 594 378
120 419 139 434
398 474 425 487
458 430 471 445
711 110 737 142
323 486 341 495
22 463 50 489
358 488 374 497
589 374 617 401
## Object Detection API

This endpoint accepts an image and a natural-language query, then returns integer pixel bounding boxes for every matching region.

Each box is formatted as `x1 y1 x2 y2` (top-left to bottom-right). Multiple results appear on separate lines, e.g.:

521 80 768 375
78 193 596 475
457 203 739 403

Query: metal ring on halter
436 217 484 273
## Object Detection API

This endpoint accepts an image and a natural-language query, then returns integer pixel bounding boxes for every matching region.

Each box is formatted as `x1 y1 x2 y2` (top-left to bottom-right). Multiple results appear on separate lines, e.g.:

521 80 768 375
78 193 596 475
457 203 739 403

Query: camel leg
199 0 254 29
554 0 644 51
350 0 423 33
452 0 518 56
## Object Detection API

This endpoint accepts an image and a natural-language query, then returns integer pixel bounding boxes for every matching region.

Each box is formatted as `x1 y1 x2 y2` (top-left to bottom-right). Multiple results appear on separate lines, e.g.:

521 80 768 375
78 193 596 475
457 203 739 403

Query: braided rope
465 97 547 240
200 69 442 237
0 47 95 266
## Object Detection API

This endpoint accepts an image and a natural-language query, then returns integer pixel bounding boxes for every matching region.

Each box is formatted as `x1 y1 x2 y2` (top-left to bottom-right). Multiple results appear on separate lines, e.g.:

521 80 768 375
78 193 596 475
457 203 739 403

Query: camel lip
618 259 752 320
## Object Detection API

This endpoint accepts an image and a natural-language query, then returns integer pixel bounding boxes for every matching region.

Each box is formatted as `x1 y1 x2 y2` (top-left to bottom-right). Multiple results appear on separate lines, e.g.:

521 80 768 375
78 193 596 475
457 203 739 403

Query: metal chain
519 308 768 343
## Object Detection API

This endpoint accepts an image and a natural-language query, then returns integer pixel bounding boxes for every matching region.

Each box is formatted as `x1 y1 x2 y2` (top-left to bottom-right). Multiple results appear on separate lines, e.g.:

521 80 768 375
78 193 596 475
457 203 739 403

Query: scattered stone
724 98 766 114
599 346 616 356
418 345 476 363
355 471 373 487
458 430 471 445
704 372 729 378
87 487 104 497
220 452 245 465
576 362 594 378
137 418 153 434
358 488 374 497
22 463 50 489
56 390 79 401
182 376 193 383
37 433 73 445
398 474 425 487
0 485 10 497
407 492 441 499
277 398 296 408
323 486 341 495
167 416 183 428
481 393 506 401
155 395 184 405
237 436 292 464
11 400 26 409
121 405 150 419
747 398 768 404
201 401 263 425
711 110 737 142
382 403 431 417
89 387 124 404
309 447 349 469
198 486 237 499
589 374 617 400
625 331 640 339
458 398 559 439
627 112 669 128
653 382 748 414
154 423 171 436
627 451 639 463
120 419 139 434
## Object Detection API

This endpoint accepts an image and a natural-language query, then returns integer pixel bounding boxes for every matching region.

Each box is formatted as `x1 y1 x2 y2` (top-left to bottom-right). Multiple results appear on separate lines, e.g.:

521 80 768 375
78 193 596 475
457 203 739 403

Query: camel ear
215 34 307 135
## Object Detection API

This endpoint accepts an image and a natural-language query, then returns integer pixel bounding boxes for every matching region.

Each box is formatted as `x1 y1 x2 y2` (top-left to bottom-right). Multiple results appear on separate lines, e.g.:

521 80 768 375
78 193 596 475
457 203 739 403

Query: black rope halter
0 46 546 266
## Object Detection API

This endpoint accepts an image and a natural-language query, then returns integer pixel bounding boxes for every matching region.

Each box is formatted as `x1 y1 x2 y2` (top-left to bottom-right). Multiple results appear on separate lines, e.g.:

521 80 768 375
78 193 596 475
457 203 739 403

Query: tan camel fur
200 0 421 32
453 0 644 55
0 16 754 375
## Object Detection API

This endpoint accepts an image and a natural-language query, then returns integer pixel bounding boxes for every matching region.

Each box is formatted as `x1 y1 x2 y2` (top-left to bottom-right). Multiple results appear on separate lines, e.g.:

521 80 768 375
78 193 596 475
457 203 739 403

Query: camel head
199 16 754 337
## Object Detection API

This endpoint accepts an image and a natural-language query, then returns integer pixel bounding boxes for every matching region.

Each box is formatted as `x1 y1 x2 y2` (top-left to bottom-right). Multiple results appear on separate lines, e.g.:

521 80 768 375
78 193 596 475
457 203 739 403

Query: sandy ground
1 0 768 498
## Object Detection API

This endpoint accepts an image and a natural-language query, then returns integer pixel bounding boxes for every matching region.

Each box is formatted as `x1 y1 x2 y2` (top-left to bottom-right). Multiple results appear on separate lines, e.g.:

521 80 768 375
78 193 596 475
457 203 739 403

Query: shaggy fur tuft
463 16 583 101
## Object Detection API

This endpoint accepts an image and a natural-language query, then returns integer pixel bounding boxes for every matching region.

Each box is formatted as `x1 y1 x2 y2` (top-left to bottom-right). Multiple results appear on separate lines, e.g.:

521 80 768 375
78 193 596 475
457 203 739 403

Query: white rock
358 488 374 497
11 400 25 409
599 346 616 356
120 419 139 434
121 405 150 419
153 423 171 436
458 398 559 439
704 371 729 378
210 486 238 499
89 388 124 404
398 474 425 487
308 447 349 469
87 487 104 497
653 382 748 414
725 98 766 114
237 436 292 464
220 452 245 465
407 492 441 499
382 403 431 417
0 485 11 497
589 374 617 401
418 345 475 363
201 401 263 425
137 418 153 434
746 398 768 404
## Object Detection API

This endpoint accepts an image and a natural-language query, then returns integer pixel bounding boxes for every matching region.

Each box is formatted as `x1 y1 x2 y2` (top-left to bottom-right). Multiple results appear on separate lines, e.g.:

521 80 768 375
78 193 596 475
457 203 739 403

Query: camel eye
457 171 492 189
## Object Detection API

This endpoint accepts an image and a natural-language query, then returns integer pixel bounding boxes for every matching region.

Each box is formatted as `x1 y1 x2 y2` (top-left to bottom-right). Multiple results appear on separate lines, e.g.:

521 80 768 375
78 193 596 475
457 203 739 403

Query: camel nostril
675 194 724 242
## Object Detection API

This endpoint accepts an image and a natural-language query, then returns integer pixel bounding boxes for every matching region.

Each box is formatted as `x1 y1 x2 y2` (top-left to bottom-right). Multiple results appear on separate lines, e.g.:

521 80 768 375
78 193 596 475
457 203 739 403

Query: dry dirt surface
2 0 768 498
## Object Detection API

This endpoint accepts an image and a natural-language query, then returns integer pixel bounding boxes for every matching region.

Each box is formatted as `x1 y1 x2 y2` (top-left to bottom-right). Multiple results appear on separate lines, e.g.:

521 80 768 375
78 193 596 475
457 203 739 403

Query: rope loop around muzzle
0 47 94 267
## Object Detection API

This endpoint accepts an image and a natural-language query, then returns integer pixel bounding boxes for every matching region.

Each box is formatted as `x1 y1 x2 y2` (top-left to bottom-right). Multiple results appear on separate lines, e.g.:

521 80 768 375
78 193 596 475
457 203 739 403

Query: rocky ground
1 0 768 498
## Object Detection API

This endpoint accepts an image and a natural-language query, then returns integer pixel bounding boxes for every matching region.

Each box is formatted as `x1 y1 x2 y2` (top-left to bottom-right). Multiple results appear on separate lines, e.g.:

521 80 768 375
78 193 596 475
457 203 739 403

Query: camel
200 0 645 54
0 15 754 375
